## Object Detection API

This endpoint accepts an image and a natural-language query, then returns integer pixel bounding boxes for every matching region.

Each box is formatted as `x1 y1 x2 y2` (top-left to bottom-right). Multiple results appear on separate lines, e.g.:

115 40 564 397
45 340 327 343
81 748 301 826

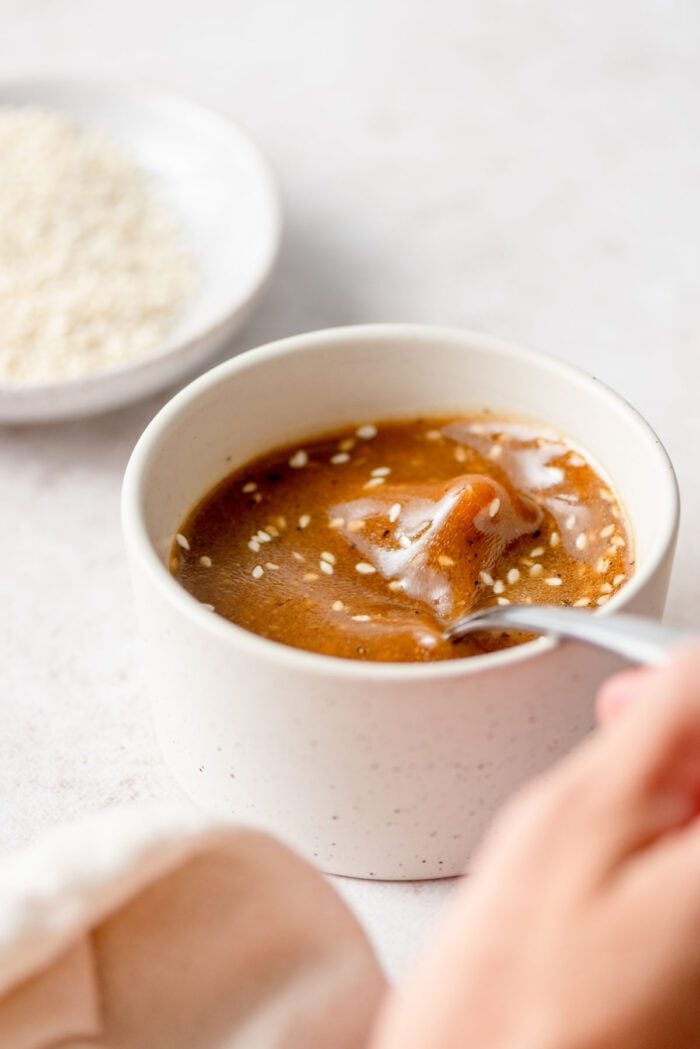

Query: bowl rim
122 323 680 682
0 74 282 397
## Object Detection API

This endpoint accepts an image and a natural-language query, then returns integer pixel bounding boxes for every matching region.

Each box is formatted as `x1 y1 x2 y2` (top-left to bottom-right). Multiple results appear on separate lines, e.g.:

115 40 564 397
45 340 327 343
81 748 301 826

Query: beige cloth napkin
0 805 386 1049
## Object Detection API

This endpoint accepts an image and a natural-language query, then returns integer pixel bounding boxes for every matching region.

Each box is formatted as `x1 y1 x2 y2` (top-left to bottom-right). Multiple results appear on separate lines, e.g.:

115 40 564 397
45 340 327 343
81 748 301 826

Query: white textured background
1 0 698 979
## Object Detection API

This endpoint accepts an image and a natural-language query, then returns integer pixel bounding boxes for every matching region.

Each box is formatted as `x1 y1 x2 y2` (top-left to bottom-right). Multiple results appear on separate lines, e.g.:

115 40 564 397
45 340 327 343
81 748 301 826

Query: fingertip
596 666 655 725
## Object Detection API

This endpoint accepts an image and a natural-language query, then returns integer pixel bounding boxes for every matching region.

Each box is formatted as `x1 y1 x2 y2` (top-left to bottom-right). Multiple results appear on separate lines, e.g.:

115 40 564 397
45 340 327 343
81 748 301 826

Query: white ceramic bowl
122 325 679 879
0 78 281 423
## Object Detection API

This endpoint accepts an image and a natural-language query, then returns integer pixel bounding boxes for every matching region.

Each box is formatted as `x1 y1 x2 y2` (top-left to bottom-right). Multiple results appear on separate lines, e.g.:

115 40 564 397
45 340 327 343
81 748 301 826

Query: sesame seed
479 571 494 586
575 533 588 551
454 446 467 462
252 565 264 579
265 562 280 571
303 572 319 582
256 530 272 543
600 488 614 502
530 546 545 557
356 424 378 440
488 444 503 460
545 577 562 586
371 466 391 477
420 634 438 648
529 563 543 577
398 534 411 549
613 574 626 586
339 438 355 452
320 560 334 575
292 551 305 562
289 449 309 469
388 579 404 592
364 477 385 489
321 551 336 564
252 492 262 504
497 597 510 606
348 519 365 532
600 524 615 538
248 539 261 553
611 535 626 548
611 507 621 519
352 614 371 622
507 568 521 585
566 514 576 530
201 603 215 611
597 595 610 606
600 582 613 594
356 562 376 575
265 525 279 537
276 516 287 530
488 498 500 518
470 423 486 435
425 429 442 441
175 533 190 550
242 481 258 493
493 580 505 594
550 532 560 548
332 599 345 611
389 502 401 523
573 597 591 607
438 555 455 567
521 557 534 567
199 555 212 567
596 558 611 574
298 514 311 529
329 517 345 529
331 452 350 464
568 453 585 467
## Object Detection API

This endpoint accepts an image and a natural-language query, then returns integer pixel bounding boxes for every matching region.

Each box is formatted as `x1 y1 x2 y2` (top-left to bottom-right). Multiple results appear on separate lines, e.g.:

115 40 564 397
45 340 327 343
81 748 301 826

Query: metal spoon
445 605 690 666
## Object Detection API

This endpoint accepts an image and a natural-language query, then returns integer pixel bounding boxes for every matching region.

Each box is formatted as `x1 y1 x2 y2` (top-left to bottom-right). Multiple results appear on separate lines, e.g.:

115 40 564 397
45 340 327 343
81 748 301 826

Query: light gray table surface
1 0 698 980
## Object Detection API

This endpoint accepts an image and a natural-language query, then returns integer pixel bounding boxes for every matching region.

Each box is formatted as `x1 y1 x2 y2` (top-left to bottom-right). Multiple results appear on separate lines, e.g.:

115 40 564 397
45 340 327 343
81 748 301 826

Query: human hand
372 648 700 1049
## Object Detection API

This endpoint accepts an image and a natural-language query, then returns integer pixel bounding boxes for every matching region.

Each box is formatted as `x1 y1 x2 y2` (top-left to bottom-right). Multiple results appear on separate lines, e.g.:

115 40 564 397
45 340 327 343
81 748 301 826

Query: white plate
0 78 281 423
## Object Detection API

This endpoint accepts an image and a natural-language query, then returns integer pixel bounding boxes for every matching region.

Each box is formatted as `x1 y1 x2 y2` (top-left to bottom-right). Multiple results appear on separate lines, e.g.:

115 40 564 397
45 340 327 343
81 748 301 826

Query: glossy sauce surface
171 416 633 662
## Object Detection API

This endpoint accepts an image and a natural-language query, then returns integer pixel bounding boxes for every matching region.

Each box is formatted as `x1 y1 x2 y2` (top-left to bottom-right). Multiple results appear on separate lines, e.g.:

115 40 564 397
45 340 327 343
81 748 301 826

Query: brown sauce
171 416 633 662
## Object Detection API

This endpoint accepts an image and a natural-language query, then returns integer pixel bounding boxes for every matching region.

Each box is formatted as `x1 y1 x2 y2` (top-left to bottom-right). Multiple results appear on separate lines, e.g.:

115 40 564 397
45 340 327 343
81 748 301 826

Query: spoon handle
447 606 691 666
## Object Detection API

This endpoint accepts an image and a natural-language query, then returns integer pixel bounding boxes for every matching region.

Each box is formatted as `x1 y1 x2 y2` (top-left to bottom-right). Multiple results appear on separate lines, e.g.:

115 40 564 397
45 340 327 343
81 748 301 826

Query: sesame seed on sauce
320 560 334 575
331 452 350 464
488 498 500 518
550 532 560 547
321 551 336 564
479 571 494 586
398 535 411 549
347 519 365 532
488 444 502 460
364 477 385 489
438 555 455 567
199 555 212 567
497 596 510 605
568 454 585 467
613 574 626 586
454 446 468 462
545 576 562 586
575 533 588 550
600 524 615 538
298 514 311 529
596 558 611 574
573 597 591 607
256 530 272 543
566 514 576 530
356 562 376 575
600 582 613 593
356 424 377 440
332 599 345 611
252 565 264 579
530 546 545 557
507 568 520 584
248 539 261 553
292 551 305 562
276 516 287 530
600 489 614 502
389 502 401 523
352 614 371 622
175 533 190 550
338 438 355 452
289 450 309 469
371 467 391 477
329 517 345 529
265 562 280 571
597 595 610 605
425 429 442 441
242 481 258 494
303 572 319 582
252 492 263 504
493 580 505 594
388 579 404 592
529 563 543 577
610 535 625 548
201 602 215 611
266 525 280 537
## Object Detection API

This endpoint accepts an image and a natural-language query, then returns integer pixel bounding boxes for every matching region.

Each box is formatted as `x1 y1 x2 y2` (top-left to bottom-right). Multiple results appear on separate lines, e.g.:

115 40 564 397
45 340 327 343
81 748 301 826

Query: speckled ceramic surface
122 326 678 879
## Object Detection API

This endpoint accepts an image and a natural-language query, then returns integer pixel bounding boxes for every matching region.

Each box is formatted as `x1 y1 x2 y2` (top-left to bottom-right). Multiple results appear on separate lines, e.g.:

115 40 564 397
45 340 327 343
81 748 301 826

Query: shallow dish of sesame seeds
0 78 280 423
122 324 679 879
